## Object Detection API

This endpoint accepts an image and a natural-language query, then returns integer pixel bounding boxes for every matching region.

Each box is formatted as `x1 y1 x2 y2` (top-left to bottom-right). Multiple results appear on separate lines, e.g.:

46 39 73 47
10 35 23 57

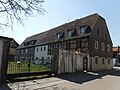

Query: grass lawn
7 61 51 74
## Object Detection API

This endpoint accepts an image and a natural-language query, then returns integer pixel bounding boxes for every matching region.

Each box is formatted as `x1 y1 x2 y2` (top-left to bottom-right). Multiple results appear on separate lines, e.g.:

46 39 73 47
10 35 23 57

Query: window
108 59 110 64
57 33 61 39
24 42 30 46
57 32 64 39
67 29 76 37
52 45 54 48
97 29 100 35
66 41 70 50
68 30 72 37
59 43 62 48
94 41 98 49
101 43 105 51
44 47 46 51
80 26 88 34
21 49 23 53
105 33 107 39
55 43 58 49
107 44 110 52
26 49 28 53
95 57 98 64
76 40 81 48
37 48 39 52
41 47 42 51
29 40 37 45
102 58 105 64
48 57 50 60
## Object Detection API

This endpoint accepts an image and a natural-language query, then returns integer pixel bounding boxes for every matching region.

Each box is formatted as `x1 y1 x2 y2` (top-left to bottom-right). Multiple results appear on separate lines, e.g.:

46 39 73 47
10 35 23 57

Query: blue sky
0 0 120 46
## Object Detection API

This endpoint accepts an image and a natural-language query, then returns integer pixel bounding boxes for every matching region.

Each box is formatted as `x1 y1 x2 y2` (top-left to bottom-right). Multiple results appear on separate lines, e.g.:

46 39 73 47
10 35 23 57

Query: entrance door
83 57 88 71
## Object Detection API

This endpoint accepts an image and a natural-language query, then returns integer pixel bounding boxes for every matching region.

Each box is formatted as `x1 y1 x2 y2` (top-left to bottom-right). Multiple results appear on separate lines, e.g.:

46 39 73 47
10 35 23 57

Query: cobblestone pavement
1 67 120 90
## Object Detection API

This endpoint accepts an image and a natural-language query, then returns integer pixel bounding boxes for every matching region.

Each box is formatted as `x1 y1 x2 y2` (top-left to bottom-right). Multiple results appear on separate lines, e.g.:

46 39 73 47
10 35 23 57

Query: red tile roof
113 47 120 52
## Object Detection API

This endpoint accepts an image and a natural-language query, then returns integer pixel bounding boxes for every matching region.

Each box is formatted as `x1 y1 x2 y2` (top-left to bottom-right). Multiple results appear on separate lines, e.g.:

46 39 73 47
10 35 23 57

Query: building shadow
57 67 120 84
0 84 11 90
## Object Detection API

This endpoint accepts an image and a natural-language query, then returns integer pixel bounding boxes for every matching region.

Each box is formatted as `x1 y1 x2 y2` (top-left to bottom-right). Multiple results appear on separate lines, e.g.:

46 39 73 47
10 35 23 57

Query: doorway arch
83 56 88 71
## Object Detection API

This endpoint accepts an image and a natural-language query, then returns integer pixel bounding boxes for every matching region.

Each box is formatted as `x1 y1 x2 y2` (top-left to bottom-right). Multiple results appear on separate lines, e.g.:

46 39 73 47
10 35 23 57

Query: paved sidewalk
1 67 120 90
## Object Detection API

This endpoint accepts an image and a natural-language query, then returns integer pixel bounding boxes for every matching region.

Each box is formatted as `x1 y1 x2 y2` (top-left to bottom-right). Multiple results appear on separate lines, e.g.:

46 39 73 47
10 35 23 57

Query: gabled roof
0 36 13 41
0 36 19 48
17 13 100 49
10 40 19 48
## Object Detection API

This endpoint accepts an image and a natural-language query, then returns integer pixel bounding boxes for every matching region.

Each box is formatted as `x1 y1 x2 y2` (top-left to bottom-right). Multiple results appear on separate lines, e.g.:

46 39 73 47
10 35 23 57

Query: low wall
52 49 89 74
0 40 10 83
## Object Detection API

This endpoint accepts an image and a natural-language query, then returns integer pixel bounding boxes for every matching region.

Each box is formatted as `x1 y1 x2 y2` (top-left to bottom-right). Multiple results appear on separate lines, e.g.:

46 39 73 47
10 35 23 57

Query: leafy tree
0 0 45 31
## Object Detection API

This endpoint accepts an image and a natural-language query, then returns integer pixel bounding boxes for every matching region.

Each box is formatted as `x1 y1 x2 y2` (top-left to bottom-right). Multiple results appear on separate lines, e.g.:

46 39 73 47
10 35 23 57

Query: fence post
0 40 10 83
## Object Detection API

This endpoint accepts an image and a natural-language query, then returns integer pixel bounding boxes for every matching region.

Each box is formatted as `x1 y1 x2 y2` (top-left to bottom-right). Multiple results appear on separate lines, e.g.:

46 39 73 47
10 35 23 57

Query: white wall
91 56 113 71
34 45 48 64
57 49 90 74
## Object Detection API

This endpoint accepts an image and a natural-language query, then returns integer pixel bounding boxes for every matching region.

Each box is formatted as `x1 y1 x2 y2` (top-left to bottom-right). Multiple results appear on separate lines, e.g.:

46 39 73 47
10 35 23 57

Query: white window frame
107 44 110 52
94 40 98 49
101 43 105 51
80 26 88 34
57 32 64 39
57 33 61 39
68 30 72 37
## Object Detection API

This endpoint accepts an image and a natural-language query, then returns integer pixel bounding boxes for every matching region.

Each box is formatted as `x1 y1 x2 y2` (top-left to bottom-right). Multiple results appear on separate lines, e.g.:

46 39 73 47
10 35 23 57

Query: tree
0 0 45 31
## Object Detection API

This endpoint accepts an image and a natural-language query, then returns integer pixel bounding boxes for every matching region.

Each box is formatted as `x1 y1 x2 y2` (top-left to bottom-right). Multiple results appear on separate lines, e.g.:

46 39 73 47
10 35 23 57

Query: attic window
24 42 30 46
105 33 107 39
67 29 76 37
57 32 64 39
30 40 37 45
80 26 88 34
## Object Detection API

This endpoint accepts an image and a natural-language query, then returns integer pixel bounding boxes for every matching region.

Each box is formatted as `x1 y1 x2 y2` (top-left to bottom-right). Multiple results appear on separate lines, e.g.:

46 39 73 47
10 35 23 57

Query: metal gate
7 59 52 79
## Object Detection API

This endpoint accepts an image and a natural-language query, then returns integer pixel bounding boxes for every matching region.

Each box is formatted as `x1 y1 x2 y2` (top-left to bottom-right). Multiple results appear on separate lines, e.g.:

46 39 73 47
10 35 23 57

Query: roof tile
17 13 100 49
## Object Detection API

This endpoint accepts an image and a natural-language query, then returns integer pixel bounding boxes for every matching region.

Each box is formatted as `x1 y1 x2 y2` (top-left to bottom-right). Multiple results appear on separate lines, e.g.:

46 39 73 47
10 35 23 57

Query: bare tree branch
0 0 45 31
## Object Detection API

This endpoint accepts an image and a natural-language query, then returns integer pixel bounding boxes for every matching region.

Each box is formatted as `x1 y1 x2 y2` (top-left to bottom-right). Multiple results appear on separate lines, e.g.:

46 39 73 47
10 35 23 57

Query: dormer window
57 32 64 39
30 40 37 45
67 29 76 37
24 40 36 46
80 25 89 34
68 30 72 37
24 42 30 46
